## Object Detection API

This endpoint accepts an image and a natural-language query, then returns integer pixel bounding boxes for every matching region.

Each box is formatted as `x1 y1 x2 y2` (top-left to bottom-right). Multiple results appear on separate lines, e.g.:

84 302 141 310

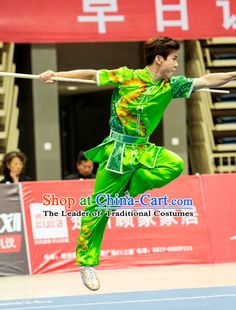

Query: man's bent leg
128 148 184 197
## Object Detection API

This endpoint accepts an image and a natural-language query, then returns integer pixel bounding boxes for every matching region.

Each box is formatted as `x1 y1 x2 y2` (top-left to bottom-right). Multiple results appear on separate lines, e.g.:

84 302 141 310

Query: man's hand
10 171 19 183
39 70 57 84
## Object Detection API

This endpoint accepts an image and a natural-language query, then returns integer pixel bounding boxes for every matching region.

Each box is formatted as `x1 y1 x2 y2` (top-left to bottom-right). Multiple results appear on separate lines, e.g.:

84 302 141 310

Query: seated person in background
64 151 95 180
0 151 30 183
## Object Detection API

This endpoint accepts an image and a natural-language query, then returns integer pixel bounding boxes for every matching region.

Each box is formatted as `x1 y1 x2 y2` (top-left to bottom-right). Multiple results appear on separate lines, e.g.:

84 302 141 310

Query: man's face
157 50 178 79
77 160 94 177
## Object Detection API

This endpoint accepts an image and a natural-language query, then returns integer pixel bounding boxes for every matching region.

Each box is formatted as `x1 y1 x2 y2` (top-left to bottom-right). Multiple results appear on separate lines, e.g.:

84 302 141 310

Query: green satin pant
76 147 184 266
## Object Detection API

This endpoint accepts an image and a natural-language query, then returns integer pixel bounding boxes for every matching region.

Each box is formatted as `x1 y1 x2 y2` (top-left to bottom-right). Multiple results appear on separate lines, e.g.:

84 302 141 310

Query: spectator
64 151 95 180
0 151 30 183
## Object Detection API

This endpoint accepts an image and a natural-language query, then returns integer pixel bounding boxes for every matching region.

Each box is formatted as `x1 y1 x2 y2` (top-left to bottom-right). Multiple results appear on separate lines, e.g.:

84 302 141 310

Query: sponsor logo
30 204 69 244
0 213 21 233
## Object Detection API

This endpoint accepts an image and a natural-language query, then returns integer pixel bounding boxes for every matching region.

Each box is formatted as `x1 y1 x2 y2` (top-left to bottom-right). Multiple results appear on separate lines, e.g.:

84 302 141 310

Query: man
64 151 95 180
40 37 236 291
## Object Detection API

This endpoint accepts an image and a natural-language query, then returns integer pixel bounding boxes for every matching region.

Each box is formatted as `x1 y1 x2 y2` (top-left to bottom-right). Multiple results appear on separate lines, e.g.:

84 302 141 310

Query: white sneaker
80 266 100 291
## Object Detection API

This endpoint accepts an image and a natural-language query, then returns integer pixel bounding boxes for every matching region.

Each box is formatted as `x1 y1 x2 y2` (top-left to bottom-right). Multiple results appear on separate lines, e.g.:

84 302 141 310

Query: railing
185 40 236 174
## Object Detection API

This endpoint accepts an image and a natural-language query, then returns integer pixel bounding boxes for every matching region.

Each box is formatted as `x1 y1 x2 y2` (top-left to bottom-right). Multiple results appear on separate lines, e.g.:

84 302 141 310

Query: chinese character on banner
181 206 199 225
216 0 236 29
77 0 125 34
0 237 16 249
127 248 135 255
70 217 81 230
155 0 189 32
138 215 156 228
107 218 112 229
159 215 178 226
115 215 134 228
136 247 149 254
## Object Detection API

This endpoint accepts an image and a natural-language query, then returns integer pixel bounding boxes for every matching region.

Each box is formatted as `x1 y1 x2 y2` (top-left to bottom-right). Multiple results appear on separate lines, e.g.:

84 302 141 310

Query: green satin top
85 67 194 174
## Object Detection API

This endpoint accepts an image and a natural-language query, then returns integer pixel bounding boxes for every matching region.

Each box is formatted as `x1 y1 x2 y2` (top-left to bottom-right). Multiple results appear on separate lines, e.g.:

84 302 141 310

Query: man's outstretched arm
39 69 97 84
193 71 236 90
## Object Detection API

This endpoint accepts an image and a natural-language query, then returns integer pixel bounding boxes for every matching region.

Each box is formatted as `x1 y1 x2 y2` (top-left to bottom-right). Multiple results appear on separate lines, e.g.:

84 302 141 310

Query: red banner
21 176 213 274
101 176 212 269
201 174 236 264
21 180 95 274
0 0 236 43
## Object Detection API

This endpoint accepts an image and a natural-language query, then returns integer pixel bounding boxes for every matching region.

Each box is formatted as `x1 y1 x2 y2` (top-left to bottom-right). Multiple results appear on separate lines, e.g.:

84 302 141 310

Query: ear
155 55 164 65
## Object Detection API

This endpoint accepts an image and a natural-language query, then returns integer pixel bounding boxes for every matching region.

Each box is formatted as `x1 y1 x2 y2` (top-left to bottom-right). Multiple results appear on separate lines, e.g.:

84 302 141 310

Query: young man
64 151 95 180
40 37 236 291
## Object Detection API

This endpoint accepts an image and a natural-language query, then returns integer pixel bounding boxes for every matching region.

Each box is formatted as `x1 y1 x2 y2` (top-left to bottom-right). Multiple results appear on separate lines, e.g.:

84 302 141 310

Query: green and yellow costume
76 67 194 266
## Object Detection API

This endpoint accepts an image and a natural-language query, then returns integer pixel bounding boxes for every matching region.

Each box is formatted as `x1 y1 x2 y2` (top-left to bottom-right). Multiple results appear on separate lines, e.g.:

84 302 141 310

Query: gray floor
1 264 236 309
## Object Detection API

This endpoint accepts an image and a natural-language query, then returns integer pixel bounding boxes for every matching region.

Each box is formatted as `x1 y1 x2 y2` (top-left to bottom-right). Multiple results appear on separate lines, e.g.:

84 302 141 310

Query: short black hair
77 150 88 163
144 36 180 65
